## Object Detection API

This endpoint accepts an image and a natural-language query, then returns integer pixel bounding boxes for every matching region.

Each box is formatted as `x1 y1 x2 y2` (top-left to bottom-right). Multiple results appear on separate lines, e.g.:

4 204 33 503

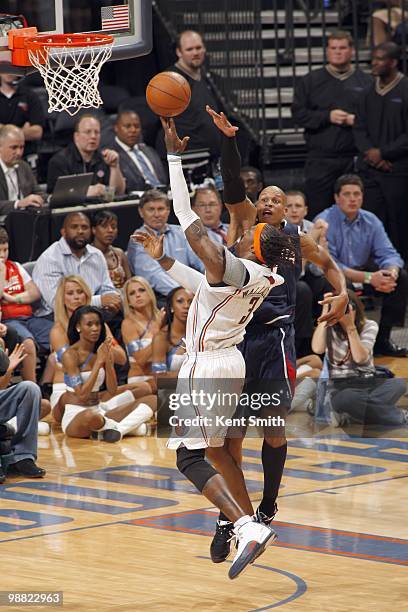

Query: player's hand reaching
206 106 239 137
318 291 348 327
132 227 165 260
160 117 189 154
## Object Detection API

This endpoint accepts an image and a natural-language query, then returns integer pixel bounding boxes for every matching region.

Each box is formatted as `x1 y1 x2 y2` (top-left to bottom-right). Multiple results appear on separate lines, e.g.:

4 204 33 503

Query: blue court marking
0 481 178 515
72 464 261 494
0 509 72 532
280 473 408 498
286 437 408 463
127 510 408 566
197 556 307 610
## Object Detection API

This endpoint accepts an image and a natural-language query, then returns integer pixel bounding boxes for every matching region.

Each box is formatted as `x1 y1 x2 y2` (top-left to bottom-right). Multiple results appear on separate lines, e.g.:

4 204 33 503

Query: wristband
364 272 372 284
156 252 167 262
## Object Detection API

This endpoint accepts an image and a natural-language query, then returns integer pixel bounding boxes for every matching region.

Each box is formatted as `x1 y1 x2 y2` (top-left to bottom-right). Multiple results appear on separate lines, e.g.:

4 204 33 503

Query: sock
259 440 287 516
218 511 232 523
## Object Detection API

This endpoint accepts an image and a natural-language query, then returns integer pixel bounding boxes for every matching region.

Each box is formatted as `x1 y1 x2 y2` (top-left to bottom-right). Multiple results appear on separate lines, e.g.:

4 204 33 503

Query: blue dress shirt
127 223 204 296
315 205 403 270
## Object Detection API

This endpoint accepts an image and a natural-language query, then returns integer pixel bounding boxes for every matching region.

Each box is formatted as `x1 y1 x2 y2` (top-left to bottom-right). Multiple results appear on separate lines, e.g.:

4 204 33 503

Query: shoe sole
228 530 276 580
102 429 122 443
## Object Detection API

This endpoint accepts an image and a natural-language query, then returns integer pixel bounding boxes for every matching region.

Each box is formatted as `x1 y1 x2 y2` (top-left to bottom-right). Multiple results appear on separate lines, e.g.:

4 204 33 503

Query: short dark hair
373 41 401 61
74 113 101 132
0 228 9 245
138 189 169 209
241 166 263 184
63 211 90 228
327 30 353 46
114 110 140 125
334 174 364 195
67 306 106 350
92 210 118 227
286 190 307 205
191 184 221 207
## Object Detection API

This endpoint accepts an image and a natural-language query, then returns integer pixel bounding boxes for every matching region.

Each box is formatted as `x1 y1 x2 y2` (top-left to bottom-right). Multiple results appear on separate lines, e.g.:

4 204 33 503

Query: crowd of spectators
1 26 408 482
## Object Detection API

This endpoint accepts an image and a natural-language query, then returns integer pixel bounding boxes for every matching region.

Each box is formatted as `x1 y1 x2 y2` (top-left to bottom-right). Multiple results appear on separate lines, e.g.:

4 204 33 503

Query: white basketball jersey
185 258 284 353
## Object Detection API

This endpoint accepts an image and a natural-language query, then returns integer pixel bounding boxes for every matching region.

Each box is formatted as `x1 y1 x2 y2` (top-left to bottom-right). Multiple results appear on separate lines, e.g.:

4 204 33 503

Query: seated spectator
122 276 165 383
32 212 121 348
370 1 407 45
46 114 126 197
191 184 228 244
104 110 167 192
315 174 408 356
0 347 46 480
312 290 407 427
240 166 264 203
56 306 155 440
0 125 44 215
0 74 45 159
48 275 149 416
91 211 131 289
0 227 42 381
127 189 204 305
151 286 193 375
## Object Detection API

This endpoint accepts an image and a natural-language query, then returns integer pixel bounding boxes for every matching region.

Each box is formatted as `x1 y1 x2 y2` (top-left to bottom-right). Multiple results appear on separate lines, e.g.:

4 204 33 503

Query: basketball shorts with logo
233 325 296 436
167 346 245 450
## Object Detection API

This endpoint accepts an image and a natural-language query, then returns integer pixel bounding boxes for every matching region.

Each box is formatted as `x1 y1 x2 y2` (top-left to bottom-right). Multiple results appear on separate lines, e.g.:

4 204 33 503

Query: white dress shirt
0 158 20 203
115 137 159 181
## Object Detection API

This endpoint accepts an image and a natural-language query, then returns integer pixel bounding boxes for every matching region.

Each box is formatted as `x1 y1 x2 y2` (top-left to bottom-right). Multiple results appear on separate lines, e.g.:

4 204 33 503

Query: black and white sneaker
210 520 234 563
254 503 278 527
228 518 276 580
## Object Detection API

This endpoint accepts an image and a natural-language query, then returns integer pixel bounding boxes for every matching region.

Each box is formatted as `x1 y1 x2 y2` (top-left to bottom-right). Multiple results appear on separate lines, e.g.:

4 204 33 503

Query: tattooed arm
162 118 226 284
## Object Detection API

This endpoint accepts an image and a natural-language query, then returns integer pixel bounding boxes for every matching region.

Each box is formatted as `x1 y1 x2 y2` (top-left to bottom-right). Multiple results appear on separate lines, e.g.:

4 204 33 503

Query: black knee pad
176 446 217 492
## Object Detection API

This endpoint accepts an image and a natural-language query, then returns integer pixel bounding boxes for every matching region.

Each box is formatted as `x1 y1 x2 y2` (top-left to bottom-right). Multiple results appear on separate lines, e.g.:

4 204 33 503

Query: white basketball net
28 42 114 115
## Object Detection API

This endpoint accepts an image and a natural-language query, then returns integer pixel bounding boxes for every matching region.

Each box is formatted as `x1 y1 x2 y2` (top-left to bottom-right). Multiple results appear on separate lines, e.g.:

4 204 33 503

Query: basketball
146 71 191 117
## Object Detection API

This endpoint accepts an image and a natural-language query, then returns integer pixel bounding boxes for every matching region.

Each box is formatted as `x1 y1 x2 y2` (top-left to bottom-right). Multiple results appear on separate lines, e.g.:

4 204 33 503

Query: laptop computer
48 173 94 208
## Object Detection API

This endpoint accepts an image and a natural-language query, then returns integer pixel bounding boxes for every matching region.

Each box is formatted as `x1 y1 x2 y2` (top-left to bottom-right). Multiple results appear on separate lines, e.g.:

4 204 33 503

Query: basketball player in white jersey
133 118 301 579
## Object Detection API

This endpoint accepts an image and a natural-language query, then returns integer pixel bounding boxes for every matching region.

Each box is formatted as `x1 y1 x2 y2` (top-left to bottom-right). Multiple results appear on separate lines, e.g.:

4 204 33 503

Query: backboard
0 0 152 74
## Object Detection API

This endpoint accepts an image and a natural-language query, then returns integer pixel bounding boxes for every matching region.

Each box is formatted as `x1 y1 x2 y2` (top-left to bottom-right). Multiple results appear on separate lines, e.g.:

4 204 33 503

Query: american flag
101 5 130 31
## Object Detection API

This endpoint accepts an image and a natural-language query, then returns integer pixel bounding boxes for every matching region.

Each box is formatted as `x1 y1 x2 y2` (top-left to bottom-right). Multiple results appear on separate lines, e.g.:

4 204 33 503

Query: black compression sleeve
221 135 246 204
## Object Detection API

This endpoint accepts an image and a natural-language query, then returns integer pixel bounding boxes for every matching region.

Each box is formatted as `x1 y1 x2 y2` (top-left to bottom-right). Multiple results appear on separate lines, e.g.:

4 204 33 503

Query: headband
253 223 266 264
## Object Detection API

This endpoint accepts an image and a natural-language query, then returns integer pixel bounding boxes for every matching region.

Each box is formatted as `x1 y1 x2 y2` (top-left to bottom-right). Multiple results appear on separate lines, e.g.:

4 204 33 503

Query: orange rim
24 33 114 51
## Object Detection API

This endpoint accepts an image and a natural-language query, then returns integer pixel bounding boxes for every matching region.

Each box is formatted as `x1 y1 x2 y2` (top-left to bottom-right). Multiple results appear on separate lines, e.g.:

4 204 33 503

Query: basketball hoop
8 29 114 115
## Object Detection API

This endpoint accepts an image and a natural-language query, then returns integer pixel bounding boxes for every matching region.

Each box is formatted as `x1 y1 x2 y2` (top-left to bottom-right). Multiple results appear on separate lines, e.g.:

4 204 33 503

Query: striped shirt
326 319 378 378
32 237 118 316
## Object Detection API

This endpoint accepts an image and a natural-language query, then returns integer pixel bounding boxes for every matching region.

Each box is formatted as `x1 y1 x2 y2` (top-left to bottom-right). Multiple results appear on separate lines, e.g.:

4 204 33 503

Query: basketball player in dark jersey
206 106 348 562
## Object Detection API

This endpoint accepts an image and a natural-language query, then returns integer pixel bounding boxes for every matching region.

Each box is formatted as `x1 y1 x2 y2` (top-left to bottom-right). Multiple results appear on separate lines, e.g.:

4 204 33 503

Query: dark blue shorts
237 324 296 414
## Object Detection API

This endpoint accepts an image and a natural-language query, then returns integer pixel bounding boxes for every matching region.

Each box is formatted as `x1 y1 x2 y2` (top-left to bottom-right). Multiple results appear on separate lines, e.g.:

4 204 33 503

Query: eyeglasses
77 130 100 136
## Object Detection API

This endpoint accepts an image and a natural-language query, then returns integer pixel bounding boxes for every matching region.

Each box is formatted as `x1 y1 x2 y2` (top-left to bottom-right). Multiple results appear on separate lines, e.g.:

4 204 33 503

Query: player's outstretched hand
206 106 239 137
132 227 165 260
318 292 348 327
160 117 189 154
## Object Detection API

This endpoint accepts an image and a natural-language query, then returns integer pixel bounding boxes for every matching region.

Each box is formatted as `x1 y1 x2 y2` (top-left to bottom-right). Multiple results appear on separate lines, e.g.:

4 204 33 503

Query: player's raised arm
161 117 226 284
206 106 256 244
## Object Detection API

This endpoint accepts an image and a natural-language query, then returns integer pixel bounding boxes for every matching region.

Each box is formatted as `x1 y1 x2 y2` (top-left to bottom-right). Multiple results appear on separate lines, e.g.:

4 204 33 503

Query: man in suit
0 124 44 216
107 110 167 192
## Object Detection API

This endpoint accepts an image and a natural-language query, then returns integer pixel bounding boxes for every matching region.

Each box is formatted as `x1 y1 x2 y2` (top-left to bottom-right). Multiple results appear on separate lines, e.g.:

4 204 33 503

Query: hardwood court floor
0 416 407 612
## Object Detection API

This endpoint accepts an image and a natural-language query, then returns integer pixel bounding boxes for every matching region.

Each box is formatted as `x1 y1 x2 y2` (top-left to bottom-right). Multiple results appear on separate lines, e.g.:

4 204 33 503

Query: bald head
0 125 25 167
256 185 287 227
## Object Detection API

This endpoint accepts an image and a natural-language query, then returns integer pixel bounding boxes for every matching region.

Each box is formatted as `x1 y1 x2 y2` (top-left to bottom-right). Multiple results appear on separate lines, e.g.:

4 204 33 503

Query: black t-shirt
47 142 110 193
157 64 221 158
0 86 45 156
